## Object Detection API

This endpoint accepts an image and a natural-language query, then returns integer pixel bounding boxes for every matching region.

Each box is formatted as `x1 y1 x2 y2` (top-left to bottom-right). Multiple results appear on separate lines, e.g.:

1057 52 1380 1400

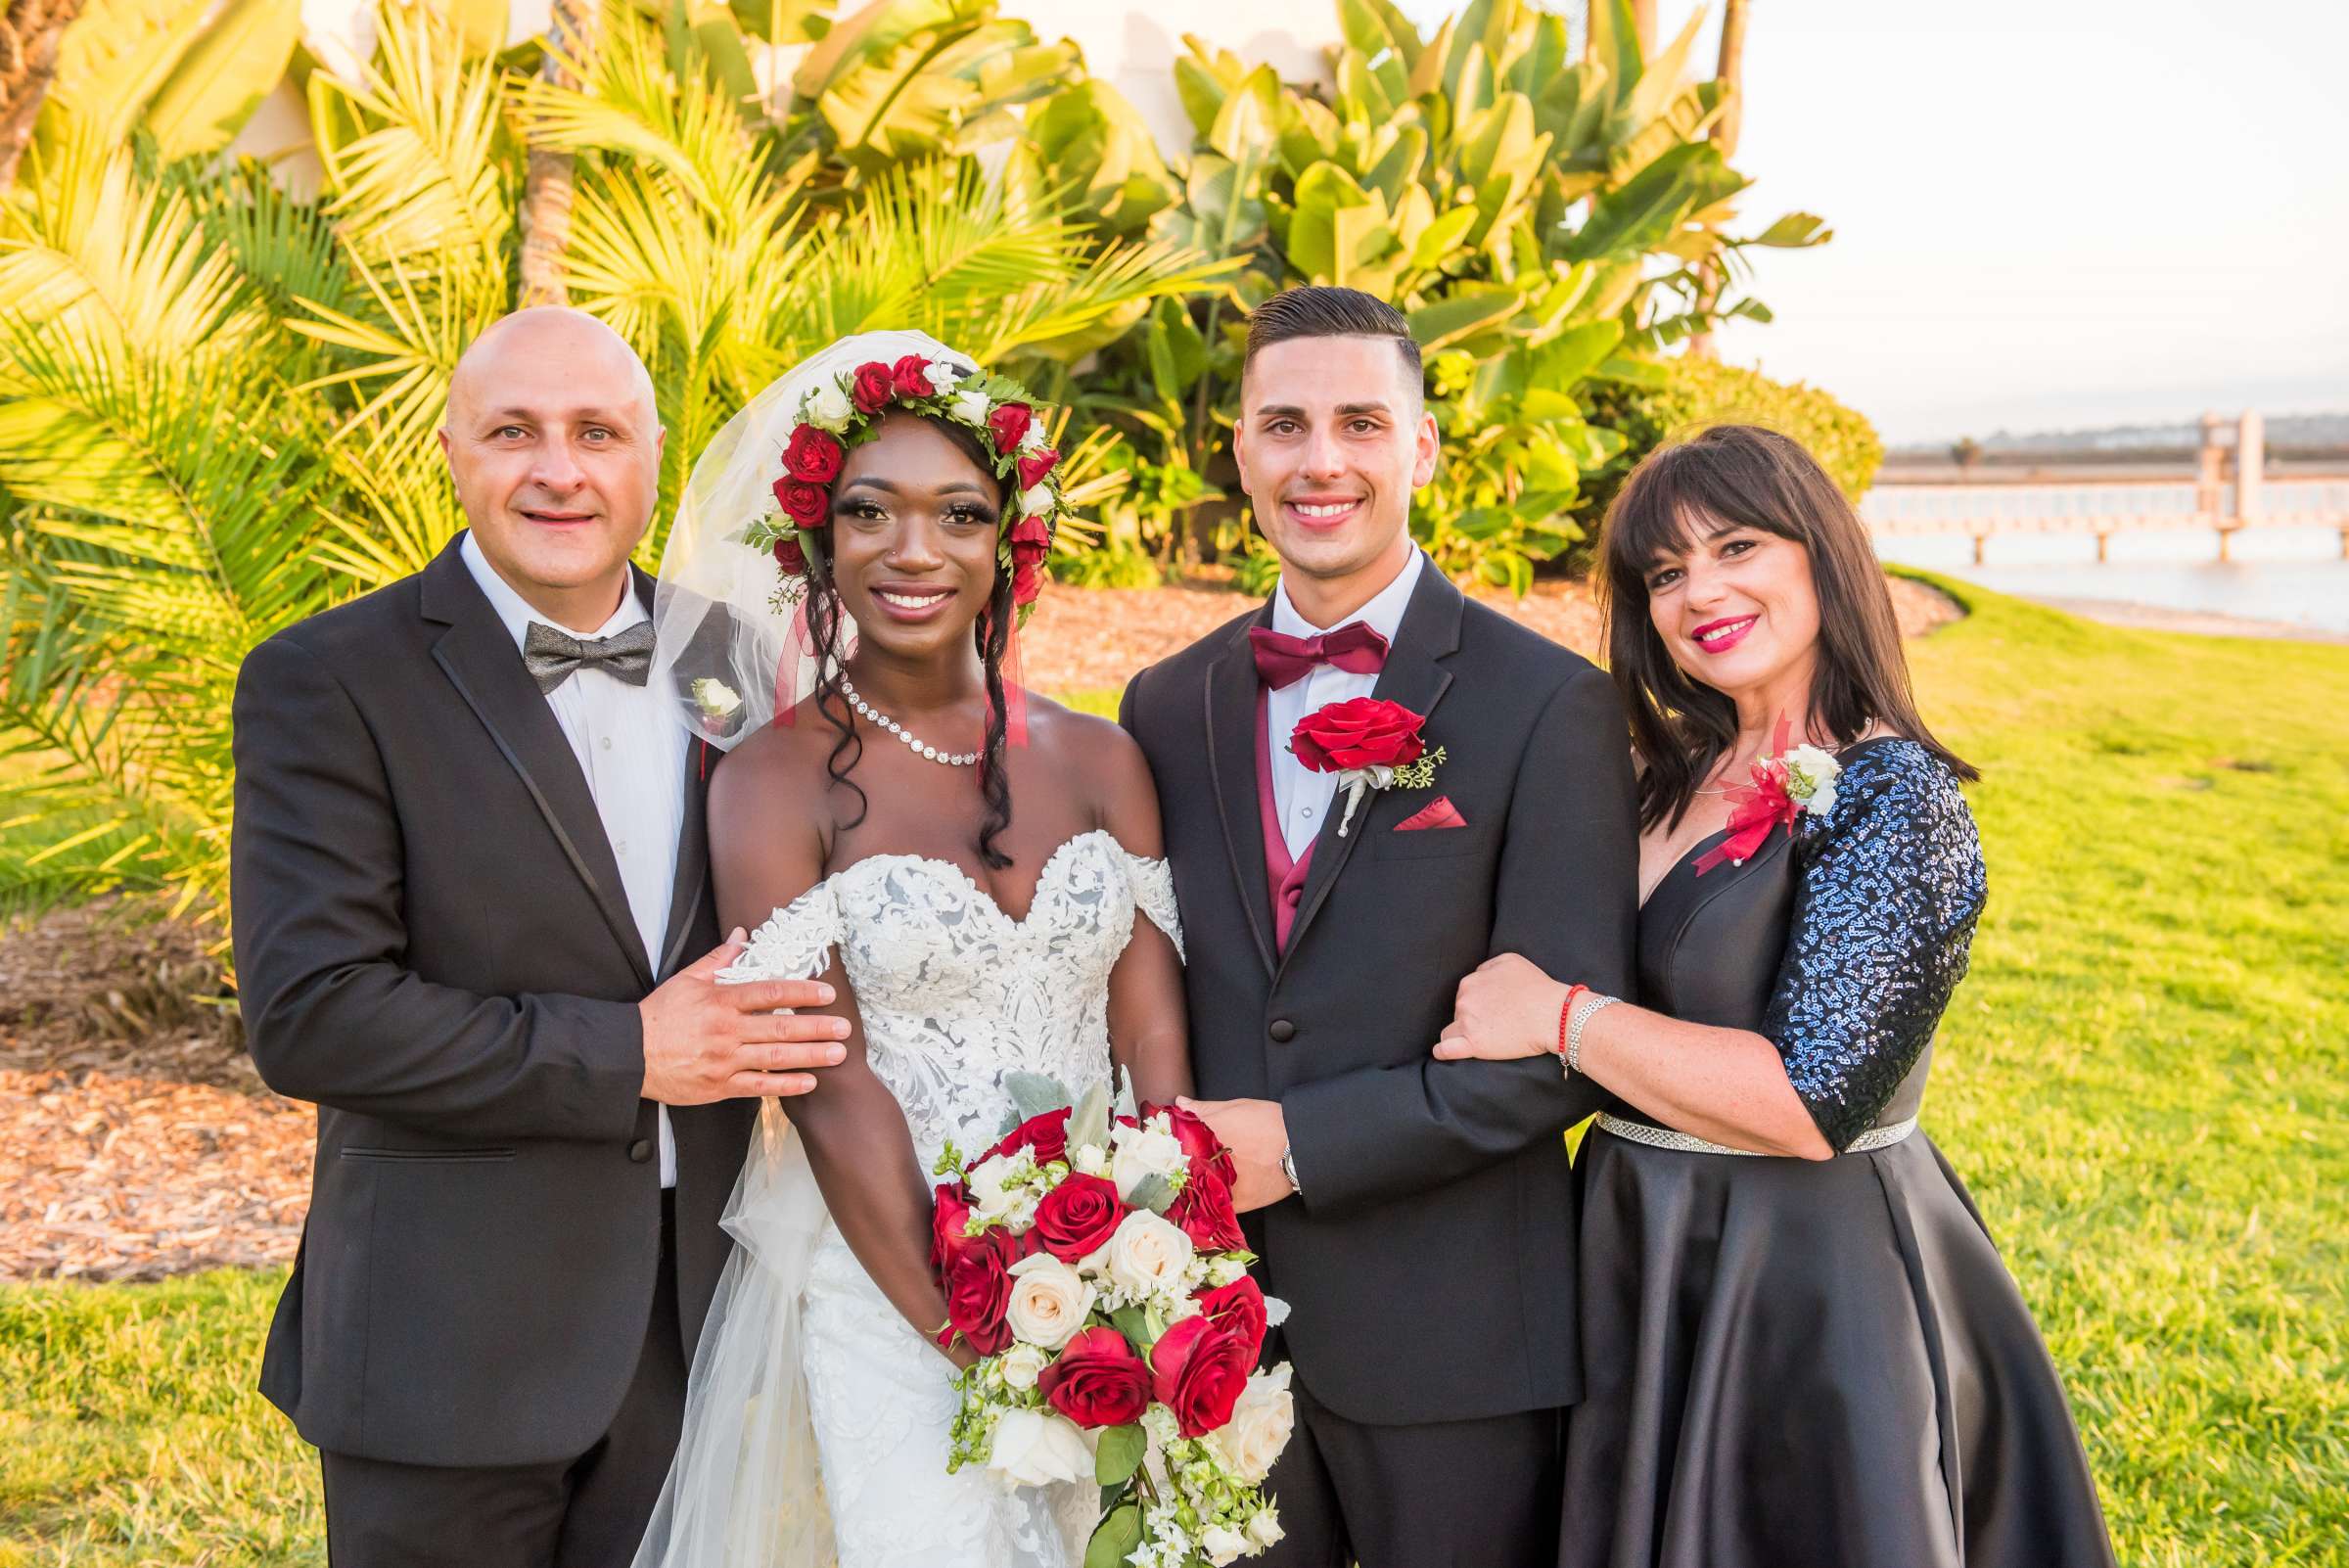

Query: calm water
1871 523 2349 636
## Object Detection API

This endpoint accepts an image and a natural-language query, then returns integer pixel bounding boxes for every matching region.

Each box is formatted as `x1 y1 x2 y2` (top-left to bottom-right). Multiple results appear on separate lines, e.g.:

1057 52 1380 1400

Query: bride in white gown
633 333 1192 1568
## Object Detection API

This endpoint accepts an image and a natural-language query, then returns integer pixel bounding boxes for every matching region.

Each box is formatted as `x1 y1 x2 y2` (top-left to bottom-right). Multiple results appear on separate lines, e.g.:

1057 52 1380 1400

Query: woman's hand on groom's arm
638 932 850 1104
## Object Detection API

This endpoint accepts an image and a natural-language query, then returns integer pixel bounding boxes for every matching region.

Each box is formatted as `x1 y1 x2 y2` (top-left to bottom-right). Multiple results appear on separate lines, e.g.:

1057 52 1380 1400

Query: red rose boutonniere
1288 697 1446 836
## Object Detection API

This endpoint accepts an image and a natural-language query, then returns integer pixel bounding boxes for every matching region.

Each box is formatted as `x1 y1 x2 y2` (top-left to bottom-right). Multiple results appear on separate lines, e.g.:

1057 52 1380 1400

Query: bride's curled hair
796 413 1023 870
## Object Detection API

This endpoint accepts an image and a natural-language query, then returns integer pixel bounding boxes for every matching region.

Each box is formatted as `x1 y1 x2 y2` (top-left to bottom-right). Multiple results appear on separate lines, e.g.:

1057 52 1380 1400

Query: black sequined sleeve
1760 742 1987 1153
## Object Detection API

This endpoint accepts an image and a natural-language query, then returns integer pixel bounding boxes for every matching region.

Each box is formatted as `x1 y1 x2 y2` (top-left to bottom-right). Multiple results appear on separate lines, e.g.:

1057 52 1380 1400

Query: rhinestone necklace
841 676 979 767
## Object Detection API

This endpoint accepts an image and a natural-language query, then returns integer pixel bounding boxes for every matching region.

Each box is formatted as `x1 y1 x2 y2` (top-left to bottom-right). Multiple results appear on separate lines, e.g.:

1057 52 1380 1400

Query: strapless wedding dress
632 829 1183 1568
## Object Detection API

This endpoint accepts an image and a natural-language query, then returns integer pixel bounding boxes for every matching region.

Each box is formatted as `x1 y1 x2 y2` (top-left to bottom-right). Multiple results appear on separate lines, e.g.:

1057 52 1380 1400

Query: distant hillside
1892 412 2349 459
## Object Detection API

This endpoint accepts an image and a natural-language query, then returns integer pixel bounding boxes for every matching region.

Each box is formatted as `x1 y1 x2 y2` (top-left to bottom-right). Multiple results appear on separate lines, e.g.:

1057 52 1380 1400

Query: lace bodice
721 829 1183 1170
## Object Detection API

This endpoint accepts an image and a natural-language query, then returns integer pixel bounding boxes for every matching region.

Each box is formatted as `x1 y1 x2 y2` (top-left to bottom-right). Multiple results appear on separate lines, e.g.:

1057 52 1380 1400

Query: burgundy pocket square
1395 796 1467 832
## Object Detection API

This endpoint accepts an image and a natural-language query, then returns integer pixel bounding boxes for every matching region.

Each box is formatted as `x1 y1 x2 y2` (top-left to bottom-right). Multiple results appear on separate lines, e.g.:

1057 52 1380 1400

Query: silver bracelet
1565 993 1618 1077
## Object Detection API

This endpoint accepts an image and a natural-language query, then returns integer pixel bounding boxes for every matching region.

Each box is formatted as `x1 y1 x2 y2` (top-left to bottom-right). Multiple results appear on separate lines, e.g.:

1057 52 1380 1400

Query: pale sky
1395 0 2349 444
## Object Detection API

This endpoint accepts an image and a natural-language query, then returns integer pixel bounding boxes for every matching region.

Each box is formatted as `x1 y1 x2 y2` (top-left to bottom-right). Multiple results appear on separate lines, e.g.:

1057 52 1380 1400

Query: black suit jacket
1121 567 1637 1426
230 533 754 1467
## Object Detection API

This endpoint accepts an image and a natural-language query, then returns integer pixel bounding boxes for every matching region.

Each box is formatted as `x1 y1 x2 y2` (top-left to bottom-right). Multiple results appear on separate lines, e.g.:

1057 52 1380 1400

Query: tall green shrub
1574 355 1883 547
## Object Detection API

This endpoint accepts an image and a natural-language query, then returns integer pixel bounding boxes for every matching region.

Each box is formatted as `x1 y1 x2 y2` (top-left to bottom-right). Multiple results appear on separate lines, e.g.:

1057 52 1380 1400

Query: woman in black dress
1435 425 2116 1568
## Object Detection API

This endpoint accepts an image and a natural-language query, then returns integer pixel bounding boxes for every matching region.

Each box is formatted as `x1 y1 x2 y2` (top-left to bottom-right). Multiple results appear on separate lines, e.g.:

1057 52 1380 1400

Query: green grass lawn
3 578 2343 1565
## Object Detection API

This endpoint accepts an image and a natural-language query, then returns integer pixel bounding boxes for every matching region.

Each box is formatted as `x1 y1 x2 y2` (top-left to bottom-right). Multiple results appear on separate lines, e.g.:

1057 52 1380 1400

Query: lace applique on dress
645 830 1173 1568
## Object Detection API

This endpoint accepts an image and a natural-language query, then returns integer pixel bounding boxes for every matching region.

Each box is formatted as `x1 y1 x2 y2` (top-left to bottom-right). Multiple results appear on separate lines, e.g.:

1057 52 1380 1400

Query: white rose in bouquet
967 1152 1029 1224
1200 1524 1249 1566
1110 1117 1186 1202
987 1407 1093 1487
1208 1365 1295 1485
998 1343 1048 1391
1004 1253 1094 1351
1247 1506 1284 1549
1104 1209 1194 1299
1072 1143 1110 1178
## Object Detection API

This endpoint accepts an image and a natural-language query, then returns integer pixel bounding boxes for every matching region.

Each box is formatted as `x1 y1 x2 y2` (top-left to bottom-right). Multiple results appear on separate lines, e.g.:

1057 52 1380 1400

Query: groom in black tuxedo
1122 288 1638 1566
231 308 849 1567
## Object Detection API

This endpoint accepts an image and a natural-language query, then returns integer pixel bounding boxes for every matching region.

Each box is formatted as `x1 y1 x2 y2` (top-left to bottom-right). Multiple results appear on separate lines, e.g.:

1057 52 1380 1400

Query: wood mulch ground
0 577 1960 1285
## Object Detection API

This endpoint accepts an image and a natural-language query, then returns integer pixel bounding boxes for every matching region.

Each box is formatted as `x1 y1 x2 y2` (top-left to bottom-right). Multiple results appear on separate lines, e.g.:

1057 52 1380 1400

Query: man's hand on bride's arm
1432 953 1573 1063
639 930 851 1104
1177 1096 1292 1213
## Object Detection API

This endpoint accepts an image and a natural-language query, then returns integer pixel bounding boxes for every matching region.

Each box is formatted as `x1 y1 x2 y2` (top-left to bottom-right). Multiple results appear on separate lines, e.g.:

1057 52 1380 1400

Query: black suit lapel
1276 566 1464 976
661 736 712 980
420 537 657 990
1204 604 1279 980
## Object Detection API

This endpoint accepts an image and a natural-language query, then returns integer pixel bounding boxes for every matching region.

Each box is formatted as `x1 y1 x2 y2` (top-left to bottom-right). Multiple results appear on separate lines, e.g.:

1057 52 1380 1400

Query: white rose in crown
987 1407 1093 1487
923 359 961 396
949 388 993 428
1109 1116 1186 1202
1103 1209 1194 1298
1017 484 1054 521
804 381 853 434
1004 1253 1094 1351
1208 1364 1296 1485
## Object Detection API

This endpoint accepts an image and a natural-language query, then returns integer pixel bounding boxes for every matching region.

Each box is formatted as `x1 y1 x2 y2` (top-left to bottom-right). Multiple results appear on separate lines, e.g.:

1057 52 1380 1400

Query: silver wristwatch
1278 1144 1302 1197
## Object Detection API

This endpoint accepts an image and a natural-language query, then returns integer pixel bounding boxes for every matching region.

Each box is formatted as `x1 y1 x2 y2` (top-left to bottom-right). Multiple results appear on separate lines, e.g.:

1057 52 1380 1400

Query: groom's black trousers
320 1194 686 1568
1261 1370 1563 1568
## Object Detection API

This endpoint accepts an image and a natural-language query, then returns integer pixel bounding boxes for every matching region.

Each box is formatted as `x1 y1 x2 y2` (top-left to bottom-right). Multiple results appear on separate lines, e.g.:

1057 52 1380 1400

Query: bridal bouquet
932 1073 1292 1567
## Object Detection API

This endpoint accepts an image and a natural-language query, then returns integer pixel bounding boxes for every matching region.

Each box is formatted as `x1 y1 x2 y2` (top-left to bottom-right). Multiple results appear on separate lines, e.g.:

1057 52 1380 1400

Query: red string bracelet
1556 985 1589 1056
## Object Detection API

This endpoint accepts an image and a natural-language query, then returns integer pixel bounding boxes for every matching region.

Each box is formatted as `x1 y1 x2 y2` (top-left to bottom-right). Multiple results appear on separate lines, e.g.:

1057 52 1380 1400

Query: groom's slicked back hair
1243 286 1422 407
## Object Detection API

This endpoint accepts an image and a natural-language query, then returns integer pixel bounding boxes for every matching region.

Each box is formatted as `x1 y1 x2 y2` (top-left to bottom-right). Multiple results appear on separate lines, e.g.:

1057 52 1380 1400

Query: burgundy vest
1255 690 1312 951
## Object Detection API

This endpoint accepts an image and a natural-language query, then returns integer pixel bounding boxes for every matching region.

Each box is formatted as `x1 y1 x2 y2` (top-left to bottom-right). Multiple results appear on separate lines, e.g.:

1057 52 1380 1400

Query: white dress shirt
1266 548 1426 860
462 533 687 1187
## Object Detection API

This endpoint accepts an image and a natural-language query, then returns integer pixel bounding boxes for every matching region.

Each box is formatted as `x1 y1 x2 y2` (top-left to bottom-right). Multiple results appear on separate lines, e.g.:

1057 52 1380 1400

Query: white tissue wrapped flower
987 1407 1092 1487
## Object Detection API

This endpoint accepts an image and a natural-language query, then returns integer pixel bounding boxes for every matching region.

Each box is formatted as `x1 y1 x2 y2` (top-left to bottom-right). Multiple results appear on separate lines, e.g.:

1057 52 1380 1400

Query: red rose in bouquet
941 1231 1017 1355
988 401 1033 455
980 1106 1070 1168
775 479 829 529
1036 1326 1152 1429
851 361 897 414
890 353 934 400
1156 1102 1237 1187
930 1182 977 1274
772 534 807 576
782 424 843 484
1032 1173 1127 1262
1289 696 1426 773
1148 1315 1252 1438
1167 1169 1246 1254
1193 1276 1268 1362
1015 447 1059 491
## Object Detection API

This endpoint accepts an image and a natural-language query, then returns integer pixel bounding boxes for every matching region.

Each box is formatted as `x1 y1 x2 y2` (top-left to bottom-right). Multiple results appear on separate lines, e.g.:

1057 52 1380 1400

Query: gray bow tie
523 620 655 694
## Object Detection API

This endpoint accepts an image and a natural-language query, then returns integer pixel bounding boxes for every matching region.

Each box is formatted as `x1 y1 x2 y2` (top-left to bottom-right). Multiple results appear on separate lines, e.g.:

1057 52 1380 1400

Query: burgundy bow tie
1249 622 1391 690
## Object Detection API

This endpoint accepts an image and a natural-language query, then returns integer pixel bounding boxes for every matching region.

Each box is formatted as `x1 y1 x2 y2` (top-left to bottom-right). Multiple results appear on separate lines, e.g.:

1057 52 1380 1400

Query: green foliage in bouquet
1024 0 1830 589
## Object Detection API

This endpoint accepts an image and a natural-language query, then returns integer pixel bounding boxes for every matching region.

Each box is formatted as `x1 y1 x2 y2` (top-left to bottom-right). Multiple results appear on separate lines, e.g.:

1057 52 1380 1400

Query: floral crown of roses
741 352 1064 623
